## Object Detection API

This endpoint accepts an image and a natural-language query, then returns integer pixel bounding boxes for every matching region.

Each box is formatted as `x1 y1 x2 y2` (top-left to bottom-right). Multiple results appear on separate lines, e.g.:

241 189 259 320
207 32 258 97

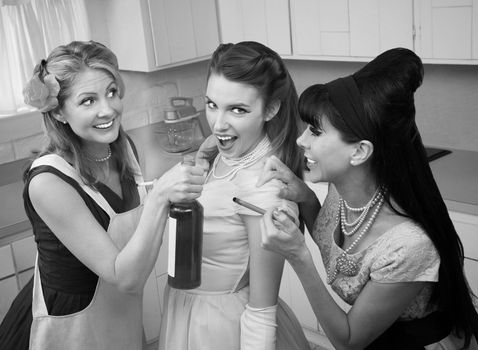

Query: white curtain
0 0 91 115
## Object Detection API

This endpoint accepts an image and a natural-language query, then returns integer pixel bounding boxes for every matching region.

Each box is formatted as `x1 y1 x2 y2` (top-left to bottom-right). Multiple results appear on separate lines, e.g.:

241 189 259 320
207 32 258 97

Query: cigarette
138 181 154 186
232 197 266 215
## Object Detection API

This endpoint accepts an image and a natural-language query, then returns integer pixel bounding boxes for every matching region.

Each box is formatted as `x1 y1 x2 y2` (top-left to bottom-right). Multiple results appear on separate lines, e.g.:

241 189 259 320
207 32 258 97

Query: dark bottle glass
167 155 203 289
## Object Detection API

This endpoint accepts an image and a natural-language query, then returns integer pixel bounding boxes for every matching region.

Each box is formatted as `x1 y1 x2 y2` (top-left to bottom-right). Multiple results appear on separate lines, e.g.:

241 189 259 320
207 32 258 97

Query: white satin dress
158 154 310 350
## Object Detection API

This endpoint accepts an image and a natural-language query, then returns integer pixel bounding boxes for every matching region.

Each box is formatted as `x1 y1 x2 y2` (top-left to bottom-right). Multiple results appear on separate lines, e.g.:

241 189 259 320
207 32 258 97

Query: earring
62 120 67 124
350 160 357 165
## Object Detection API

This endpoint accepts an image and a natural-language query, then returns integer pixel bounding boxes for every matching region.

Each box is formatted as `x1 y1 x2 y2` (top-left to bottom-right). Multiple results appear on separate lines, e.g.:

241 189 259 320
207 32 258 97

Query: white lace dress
314 184 478 349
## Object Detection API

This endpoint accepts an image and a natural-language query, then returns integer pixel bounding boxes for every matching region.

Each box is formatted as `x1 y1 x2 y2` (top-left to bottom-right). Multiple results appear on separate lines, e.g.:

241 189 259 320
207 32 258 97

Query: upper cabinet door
216 0 292 56
291 0 350 56
104 0 219 72
415 0 478 61
290 0 413 60
349 0 414 57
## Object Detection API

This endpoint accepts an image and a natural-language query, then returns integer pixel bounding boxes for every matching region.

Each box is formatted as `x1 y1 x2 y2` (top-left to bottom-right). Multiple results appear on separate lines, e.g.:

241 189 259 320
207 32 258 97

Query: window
0 0 91 117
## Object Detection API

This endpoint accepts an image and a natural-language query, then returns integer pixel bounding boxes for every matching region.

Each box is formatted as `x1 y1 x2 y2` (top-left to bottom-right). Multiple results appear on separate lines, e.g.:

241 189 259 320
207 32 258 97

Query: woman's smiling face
297 115 355 183
205 73 269 159
55 68 123 154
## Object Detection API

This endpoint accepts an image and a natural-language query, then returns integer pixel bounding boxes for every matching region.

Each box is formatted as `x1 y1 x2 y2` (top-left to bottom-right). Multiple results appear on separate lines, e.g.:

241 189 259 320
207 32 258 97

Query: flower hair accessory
23 73 60 113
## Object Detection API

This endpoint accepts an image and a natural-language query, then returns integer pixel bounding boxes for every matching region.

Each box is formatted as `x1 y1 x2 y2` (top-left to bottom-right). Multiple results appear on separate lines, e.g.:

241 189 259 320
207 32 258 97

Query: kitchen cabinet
216 0 292 56
103 0 220 72
449 211 478 296
290 0 413 60
414 0 478 62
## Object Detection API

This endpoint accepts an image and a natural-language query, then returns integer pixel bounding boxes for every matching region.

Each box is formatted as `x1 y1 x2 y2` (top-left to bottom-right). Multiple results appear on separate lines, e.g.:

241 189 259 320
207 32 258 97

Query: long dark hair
206 41 303 177
299 48 477 347
24 41 137 186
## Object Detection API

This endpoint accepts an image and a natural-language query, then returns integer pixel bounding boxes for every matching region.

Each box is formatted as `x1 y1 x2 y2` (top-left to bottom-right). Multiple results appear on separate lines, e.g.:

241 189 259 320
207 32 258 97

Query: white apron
28 150 147 350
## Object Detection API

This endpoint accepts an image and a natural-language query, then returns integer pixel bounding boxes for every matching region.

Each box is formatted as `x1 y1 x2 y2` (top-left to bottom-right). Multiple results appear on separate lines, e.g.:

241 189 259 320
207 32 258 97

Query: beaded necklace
339 187 382 236
86 145 112 163
327 188 385 284
209 137 271 181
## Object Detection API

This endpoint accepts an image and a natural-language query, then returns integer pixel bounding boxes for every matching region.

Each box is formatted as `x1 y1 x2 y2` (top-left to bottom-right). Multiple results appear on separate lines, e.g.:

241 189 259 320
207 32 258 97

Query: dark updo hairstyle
25 40 137 187
205 41 303 178
299 48 477 347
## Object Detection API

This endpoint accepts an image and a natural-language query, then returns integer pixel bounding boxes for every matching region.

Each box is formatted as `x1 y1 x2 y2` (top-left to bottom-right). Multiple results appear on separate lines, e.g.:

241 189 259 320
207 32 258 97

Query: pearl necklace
327 188 385 284
210 137 271 181
340 188 383 236
86 145 112 163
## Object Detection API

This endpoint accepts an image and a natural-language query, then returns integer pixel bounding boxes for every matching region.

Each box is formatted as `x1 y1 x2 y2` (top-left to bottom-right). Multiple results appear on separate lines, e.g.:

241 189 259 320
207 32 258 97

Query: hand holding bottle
168 154 204 290
145 155 206 206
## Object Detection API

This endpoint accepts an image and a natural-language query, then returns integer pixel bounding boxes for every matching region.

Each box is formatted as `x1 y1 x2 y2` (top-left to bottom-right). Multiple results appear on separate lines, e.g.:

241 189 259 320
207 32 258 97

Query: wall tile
13 133 44 160
12 233 36 272
0 111 42 144
0 142 15 164
122 110 149 131
18 268 34 289
0 245 15 279
177 74 205 101
149 106 165 124
0 276 18 323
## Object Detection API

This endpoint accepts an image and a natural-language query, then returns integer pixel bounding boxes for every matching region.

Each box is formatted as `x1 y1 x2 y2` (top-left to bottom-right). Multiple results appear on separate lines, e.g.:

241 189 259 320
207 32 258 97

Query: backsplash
0 60 209 166
2 56 478 167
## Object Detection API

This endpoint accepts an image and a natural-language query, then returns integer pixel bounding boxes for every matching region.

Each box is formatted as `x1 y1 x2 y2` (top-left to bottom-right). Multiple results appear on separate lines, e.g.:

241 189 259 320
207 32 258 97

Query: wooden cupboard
216 0 292 56
414 0 478 62
289 0 414 60
102 0 220 72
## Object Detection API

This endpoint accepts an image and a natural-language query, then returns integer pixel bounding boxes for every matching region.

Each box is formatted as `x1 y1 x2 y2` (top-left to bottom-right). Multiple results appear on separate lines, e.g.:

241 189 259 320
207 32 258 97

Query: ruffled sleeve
370 223 440 283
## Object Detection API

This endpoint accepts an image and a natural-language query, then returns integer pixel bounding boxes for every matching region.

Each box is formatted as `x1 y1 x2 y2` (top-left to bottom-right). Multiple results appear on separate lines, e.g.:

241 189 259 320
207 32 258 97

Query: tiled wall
0 60 209 166
0 233 36 322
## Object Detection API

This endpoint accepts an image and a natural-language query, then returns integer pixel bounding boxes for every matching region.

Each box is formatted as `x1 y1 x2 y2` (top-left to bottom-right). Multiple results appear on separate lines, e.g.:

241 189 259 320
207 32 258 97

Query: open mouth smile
216 135 237 147
94 120 114 129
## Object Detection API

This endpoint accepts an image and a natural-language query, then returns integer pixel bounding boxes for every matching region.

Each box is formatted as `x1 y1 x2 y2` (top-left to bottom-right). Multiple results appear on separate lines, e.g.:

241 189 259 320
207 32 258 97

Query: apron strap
125 142 147 202
31 154 115 218
30 142 145 216
31 254 49 317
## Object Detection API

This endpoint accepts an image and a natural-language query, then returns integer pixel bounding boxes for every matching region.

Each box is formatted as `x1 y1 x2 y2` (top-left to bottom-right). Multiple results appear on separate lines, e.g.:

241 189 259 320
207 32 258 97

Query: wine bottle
167 154 203 289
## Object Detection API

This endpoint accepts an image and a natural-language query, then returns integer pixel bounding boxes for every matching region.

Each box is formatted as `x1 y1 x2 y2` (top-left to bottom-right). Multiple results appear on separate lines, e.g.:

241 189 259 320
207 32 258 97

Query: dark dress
0 165 140 350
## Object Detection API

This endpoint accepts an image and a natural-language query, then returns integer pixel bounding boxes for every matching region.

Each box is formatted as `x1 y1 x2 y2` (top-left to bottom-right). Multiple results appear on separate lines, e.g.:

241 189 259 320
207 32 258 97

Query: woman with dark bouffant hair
159 41 310 350
258 48 478 349
0 41 205 350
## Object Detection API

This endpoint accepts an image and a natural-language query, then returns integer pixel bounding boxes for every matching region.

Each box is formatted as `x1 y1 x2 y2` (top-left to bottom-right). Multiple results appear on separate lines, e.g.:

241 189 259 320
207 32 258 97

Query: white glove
240 303 278 350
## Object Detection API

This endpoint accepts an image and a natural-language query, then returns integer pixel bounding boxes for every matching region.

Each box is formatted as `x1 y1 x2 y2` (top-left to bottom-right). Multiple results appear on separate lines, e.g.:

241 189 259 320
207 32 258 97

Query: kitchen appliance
156 97 205 153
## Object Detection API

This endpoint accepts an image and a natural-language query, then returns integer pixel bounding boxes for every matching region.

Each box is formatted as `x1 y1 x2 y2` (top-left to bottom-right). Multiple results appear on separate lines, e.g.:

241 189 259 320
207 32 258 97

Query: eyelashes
309 126 322 136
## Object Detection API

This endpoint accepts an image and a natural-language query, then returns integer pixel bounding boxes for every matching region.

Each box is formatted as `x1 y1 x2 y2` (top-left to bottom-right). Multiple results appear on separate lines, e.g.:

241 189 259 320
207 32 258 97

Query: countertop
429 148 478 216
1 124 477 241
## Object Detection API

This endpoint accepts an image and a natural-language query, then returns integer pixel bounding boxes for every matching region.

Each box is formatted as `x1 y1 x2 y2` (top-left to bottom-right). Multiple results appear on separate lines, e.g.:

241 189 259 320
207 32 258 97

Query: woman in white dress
158 41 311 350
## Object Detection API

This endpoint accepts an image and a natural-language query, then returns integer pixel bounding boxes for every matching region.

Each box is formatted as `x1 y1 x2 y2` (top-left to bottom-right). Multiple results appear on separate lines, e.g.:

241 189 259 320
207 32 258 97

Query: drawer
450 211 478 260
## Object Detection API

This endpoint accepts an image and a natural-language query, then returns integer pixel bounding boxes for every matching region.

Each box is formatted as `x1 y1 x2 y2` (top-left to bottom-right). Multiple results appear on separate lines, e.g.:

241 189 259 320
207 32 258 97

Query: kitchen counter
429 148 478 216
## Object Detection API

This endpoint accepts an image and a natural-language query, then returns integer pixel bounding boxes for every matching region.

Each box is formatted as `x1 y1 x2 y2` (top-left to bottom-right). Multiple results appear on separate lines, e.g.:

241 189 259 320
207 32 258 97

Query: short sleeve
370 223 440 283
233 169 299 223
